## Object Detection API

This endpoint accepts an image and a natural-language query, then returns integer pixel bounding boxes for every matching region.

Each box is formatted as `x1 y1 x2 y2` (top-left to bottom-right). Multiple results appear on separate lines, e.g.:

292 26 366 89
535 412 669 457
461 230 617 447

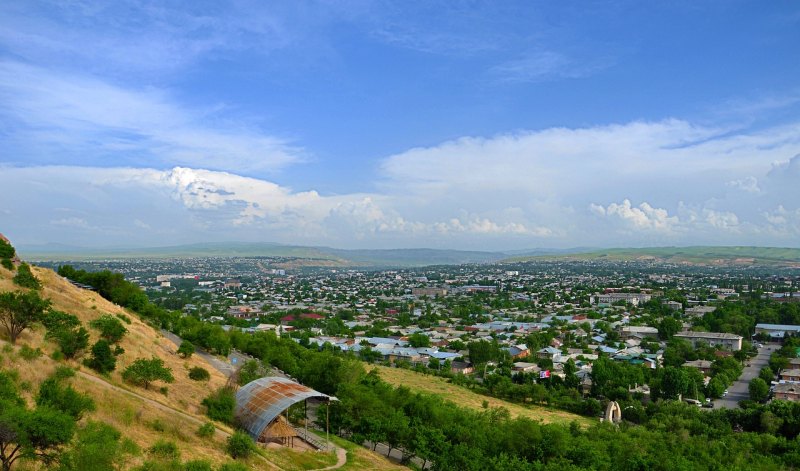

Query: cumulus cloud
591 199 678 232
2 116 800 249
727 176 761 194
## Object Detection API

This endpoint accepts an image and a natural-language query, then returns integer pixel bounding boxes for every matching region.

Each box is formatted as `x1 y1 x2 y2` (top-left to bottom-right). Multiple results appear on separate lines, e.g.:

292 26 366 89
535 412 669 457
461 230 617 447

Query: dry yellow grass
0 264 406 470
368 365 593 427
24 266 230 412
0 265 264 469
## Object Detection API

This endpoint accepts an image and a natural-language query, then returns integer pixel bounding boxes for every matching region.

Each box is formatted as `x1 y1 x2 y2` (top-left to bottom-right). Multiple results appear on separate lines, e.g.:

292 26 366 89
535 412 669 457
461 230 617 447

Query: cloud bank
2 118 800 249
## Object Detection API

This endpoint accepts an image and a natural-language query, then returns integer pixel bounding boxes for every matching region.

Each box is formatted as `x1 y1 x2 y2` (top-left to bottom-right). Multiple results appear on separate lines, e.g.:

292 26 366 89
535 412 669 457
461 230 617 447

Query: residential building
774 383 800 402
780 369 800 382
682 360 713 375
411 287 449 297
755 323 800 339
674 331 743 351
619 326 659 340
593 292 652 306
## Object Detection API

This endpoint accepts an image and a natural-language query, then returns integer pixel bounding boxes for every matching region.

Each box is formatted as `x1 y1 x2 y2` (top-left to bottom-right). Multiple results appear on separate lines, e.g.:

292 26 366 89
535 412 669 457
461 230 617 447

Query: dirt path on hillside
312 446 347 471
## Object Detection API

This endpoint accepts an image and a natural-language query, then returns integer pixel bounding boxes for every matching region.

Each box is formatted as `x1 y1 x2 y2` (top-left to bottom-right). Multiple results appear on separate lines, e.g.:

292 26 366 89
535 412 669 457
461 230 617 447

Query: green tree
53 326 90 359
56 421 136 471
12 264 40 290
36 376 95 420
226 431 255 459
759 366 775 384
84 340 116 374
177 340 195 358
657 317 682 340
468 339 501 365
40 310 80 336
237 360 262 386
749 377 769 402
706 376 726 399
659 367 691 400
0 239 15 259
0 290 51 344
89 315 127 344
121 357 175 390
408 332 431 348
0 402 75 471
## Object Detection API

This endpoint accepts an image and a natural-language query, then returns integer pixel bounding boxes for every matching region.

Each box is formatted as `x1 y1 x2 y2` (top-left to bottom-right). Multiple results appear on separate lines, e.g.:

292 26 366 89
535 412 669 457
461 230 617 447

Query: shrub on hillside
183 460 213 471
89 315 128 343
54 326 90 359
226 431 254 459
189 366 210 381
84 339 117 373
218 463 249 471
36 375 95 420
148 439 180 460
196 422 216 438
57 421 138 471
201 387 236 425
19 344 43 360
13 263 41 289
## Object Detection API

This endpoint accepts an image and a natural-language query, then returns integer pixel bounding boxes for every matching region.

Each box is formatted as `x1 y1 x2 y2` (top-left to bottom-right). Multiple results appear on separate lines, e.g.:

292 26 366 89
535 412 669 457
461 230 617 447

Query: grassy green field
369 365 593 427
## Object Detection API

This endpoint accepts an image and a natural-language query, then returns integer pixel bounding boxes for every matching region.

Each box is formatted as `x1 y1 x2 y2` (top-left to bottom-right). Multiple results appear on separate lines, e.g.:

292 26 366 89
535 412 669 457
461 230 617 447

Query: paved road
715 343 774 409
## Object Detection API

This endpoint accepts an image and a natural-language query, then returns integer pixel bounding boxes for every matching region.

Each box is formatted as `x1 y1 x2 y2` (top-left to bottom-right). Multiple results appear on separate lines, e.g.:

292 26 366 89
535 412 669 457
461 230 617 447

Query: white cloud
702 209 740 231
727 176 761 194
50 217 92 229
0 61 302 173
592 199 678 232
2 116 800 249
489 50 612 83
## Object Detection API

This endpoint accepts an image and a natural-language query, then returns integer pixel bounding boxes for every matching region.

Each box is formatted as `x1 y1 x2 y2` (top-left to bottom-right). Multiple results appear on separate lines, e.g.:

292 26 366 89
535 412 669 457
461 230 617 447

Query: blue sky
1 1 799 250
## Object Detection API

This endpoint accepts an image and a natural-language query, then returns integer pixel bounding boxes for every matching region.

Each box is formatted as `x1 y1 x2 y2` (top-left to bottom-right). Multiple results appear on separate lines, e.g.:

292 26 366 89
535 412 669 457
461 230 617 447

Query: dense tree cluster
0 368 94 471
694 298 800 337
323 369 800 470
57 266 172 327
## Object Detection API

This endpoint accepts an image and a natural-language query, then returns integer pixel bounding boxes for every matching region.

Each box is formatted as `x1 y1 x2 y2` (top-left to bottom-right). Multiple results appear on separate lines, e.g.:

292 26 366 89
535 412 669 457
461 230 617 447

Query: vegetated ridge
20 241 800 267
504 246 800 267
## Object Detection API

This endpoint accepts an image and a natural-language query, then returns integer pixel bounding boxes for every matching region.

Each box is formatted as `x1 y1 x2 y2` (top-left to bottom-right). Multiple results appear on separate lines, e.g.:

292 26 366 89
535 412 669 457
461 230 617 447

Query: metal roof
235 377 332 440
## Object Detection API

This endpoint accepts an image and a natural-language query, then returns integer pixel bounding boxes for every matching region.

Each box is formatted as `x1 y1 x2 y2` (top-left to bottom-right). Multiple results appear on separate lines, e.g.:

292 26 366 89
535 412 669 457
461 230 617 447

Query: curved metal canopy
235 377 332 440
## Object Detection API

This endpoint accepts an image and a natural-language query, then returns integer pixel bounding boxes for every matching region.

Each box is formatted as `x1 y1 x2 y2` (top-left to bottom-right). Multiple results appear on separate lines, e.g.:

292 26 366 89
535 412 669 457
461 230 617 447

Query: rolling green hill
20 241 800 268
505 246 800 266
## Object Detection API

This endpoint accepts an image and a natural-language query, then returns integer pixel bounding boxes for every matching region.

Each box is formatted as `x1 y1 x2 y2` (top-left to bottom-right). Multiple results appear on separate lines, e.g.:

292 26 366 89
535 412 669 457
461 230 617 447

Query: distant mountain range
17 242 800 268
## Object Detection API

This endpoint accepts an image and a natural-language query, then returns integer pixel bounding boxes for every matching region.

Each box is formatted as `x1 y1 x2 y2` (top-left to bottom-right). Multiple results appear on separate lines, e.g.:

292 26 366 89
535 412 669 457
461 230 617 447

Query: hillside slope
368 365 593 427
0 264 405 470
0 264 257 469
